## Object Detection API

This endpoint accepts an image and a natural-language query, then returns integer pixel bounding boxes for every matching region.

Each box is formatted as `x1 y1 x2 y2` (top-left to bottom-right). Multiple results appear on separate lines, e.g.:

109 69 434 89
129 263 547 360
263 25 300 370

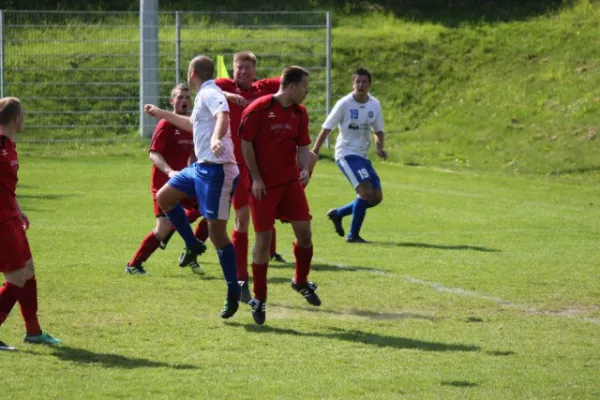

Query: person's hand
20 211 30 231
252 179 267 201
299 168 310 187
376 149 388 160
211 137 224 157
229 94 250 107
167 170 179 178
144 104 160 118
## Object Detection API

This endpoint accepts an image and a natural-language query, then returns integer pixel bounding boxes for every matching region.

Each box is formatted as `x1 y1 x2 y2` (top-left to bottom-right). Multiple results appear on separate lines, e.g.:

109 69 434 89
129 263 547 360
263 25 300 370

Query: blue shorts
168 162 239 220
336 155 381 190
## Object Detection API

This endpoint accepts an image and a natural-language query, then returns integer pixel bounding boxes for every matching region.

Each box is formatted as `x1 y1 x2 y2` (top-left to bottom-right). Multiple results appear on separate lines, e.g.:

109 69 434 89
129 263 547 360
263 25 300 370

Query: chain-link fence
0 10 331 142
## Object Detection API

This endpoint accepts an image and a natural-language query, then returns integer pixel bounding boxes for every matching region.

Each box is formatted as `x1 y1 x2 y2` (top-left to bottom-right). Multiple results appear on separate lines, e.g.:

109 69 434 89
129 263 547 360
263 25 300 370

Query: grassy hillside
5 0 600 180
330 0 600 179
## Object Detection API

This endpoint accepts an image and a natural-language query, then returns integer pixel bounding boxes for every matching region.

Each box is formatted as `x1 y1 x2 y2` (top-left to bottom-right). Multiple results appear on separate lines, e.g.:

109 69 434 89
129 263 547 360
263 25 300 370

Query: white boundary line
309 256 600 325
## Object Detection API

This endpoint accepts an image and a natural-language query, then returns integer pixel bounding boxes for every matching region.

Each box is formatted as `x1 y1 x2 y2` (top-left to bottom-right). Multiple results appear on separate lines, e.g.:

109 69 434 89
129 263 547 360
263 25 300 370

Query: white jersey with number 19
321 93 384 161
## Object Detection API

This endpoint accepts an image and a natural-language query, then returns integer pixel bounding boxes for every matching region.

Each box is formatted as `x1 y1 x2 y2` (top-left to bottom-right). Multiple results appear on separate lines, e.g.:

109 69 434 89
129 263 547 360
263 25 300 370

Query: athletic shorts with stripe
167 162 239 220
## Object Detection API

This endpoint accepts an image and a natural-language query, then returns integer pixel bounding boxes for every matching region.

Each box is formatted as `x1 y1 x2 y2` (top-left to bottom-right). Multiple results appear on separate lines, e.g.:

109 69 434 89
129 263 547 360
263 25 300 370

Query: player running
312 68 388 243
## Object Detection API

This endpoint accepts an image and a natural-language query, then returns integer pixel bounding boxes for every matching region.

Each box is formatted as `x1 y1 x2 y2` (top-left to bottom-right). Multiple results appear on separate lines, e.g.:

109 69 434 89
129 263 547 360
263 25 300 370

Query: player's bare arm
149 151 178 178
144 104 193 132
311 128 332 155
297 145 311 186
241 139 267 200
211 111 230 157
374 131 388 160
223 92 250 107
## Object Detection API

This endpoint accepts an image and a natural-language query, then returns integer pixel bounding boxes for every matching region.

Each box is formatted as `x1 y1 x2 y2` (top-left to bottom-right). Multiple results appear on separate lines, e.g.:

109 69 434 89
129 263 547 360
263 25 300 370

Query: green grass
1 144 599 398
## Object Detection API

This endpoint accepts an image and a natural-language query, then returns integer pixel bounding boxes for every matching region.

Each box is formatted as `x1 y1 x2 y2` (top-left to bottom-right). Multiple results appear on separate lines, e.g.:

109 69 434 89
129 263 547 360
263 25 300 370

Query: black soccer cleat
326 209 345 237
346 235 370 244
291 280 322 306
125 263 148 275
0 340 16 351
270 252 287 263
239 281 252 304
178 240 207 267
220 293 240 319
249 298 266 325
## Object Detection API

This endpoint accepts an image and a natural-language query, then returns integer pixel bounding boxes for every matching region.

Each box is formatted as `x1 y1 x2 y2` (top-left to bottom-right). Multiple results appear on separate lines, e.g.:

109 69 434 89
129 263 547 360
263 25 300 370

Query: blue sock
336 201 354 218
349 198 370 238
217 243 239 294
165 204 198 248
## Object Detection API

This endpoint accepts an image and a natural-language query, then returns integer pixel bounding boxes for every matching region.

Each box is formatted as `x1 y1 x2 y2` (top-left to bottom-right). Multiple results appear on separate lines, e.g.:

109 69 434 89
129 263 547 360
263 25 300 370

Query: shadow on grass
441 380 479 388
227 323 479 352
311 263 388 274
373 241 501 253
270 303 437 321
17 193 76 201
47 346 198 370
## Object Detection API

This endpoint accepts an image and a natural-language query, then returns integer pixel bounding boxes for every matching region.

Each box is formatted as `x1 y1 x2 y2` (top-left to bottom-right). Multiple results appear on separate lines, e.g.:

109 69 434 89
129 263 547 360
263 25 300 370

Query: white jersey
191 80 235 164
322 93 384 160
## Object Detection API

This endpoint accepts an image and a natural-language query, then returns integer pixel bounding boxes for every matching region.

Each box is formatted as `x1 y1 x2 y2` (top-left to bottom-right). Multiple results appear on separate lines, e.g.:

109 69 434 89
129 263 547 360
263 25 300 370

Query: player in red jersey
126 84 208 275
0 97 61 350
215 51 287 303
239 66 321 325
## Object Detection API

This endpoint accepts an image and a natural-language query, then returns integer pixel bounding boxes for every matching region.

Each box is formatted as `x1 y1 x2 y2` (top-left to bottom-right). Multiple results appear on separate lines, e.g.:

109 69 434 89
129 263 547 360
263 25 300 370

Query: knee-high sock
216 243 239 295
336 201 354 218
293 241 313 285
0 282 21 327
349 198 370 238
17 277 41 336
129 231 161 267
232 229 249 281
194 218 209 242
165 204 198 248
252 263 268 301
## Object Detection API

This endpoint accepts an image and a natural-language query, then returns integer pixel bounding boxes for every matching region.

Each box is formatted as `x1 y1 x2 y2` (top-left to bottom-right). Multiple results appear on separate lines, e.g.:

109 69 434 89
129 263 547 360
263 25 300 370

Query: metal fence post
175 10 180 85
140 0 159 138
325 11 332 149
0 10 4 99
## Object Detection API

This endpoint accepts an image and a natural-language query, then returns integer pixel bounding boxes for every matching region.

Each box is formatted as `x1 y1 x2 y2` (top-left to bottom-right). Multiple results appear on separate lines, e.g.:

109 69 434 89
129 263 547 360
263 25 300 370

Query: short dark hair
190 55 215 81
281 66 310 88
0 97 22 125
353 68 372 84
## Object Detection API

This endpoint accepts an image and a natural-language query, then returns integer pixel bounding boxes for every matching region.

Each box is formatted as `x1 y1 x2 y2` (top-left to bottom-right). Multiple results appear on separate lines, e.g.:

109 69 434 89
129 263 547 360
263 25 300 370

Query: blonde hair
171 83 190 98
0 97 22 125
233 51 257 67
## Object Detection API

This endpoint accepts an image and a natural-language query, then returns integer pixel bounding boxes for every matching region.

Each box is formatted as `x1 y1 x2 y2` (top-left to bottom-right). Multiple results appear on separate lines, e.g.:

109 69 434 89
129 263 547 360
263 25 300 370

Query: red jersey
214 77 280 166
0 135 19 224
239 95 311 188
149 119 194 195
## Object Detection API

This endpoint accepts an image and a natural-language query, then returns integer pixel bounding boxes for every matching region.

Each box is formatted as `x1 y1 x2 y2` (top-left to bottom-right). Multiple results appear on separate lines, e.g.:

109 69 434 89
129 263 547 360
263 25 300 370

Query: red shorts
153 197 198 217
0 217 32 273
249 179 311 232
232 164 250 210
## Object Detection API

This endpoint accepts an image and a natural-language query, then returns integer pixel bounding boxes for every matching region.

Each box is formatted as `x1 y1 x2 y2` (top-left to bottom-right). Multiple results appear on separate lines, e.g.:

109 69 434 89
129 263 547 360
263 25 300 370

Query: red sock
270 227 277 257
293 241 313 285
232 230 249 281
18 277 41 336
129 232 161 267
252 263 269 301
194 218 209 242
0 282 21 326
186 208 201 223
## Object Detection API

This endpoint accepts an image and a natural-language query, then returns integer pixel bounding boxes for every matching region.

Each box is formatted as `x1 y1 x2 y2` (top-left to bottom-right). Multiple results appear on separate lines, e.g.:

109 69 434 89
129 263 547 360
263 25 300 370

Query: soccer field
3 146 600 399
